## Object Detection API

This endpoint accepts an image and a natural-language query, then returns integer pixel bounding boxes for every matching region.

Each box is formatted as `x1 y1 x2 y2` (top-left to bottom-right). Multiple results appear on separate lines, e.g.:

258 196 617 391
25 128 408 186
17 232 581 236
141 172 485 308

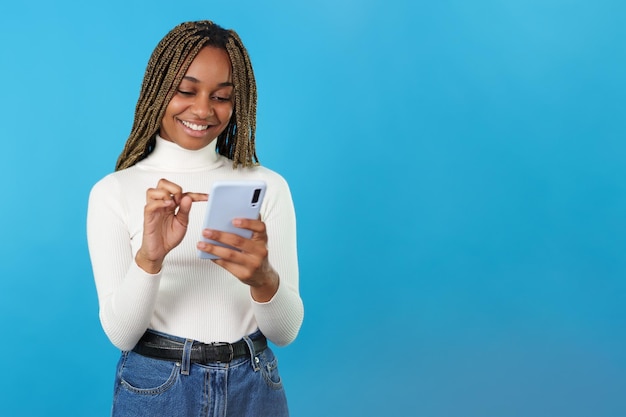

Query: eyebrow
182 76 233 87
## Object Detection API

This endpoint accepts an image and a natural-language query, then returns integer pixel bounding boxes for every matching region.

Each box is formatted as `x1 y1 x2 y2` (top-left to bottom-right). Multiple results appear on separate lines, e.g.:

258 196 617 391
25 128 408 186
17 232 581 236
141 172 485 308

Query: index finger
184 192 208 202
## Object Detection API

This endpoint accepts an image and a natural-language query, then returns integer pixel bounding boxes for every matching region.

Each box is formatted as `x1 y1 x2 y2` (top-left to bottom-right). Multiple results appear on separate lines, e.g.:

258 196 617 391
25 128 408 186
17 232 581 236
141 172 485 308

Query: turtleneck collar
136 135 224 172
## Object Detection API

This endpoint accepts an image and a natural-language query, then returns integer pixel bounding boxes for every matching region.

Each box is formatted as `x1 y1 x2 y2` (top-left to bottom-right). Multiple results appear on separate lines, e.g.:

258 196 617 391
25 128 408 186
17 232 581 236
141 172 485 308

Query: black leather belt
132 331 267 364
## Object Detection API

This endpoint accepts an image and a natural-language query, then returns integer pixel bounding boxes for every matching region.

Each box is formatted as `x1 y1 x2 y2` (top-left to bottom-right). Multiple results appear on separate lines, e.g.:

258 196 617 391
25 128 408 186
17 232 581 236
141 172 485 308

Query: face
159 46 234 150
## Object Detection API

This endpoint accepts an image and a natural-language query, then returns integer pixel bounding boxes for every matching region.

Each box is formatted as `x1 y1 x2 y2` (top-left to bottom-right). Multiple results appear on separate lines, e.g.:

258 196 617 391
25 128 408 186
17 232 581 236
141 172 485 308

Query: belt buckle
208 342 234 363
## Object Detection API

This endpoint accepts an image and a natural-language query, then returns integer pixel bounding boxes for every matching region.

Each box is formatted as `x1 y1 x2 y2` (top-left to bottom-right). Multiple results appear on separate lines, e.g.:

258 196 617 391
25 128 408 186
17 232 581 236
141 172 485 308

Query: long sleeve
252 175 304 346
87 175 162 351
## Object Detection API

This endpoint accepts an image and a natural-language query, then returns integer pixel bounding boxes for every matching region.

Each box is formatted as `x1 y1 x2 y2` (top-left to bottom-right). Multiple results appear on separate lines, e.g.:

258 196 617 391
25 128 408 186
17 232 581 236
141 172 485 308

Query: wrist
135 250 163 274
250 271 279 303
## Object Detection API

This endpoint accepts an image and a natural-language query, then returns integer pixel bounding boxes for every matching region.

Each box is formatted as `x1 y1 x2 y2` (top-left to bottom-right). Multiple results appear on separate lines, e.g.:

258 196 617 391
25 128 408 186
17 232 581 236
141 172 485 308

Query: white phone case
198 180 267 260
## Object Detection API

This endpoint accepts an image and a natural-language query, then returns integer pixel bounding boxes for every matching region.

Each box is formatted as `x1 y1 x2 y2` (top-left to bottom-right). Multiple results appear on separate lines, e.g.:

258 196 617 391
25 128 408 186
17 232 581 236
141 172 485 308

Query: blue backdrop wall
1 0 624 416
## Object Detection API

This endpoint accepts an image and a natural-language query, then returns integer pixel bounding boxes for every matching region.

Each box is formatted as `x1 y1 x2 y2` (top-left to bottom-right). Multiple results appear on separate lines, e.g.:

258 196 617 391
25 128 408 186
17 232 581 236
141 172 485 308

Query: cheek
220 105 234 123
164 99 185 116
159 116 174 139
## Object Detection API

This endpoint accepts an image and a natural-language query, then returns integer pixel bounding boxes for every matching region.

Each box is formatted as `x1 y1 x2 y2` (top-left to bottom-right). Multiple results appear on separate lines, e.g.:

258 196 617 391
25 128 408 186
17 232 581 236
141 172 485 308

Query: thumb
175 195 193 227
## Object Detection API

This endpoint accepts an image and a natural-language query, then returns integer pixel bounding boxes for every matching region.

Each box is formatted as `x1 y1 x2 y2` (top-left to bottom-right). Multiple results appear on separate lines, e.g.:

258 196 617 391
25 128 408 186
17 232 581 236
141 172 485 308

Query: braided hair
115 20 258 171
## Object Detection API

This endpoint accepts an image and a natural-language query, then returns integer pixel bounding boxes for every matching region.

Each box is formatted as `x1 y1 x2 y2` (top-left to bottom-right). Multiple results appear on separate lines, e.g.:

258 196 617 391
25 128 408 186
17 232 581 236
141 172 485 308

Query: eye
212 95 232 102
177 89 194 96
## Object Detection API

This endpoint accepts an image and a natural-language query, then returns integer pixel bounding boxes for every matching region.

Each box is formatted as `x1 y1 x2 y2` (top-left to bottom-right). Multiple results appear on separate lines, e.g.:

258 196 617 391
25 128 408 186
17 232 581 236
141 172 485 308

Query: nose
190 96 214 119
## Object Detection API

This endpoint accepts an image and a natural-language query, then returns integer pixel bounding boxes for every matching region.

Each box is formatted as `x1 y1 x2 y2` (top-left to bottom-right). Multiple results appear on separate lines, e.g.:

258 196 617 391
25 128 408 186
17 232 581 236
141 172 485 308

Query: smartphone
198 180 267 259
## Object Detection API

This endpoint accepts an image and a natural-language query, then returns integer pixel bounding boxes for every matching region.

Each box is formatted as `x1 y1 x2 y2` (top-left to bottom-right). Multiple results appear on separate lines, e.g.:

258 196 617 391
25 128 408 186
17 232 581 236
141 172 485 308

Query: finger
183 192 209 202
155 178 184 202
202 229 248 252
171 192 207 206
146 183 179 203
174 195 193 227
147 180 206 205
231 218 267 236
197 240 263 275
156 178 183 192
197 240 245 261
201 229 268 256
146 187 176 202
144 197 175 213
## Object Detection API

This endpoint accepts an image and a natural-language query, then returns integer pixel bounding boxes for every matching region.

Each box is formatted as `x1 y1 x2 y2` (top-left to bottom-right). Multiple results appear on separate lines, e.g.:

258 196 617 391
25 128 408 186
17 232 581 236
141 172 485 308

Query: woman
87 20 303 416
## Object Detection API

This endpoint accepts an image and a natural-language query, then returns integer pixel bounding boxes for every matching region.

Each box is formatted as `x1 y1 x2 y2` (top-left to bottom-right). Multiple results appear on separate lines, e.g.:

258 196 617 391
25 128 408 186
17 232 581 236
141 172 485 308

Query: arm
197 175 304 346
86 176 161 351
87 176 208 350
249 177 303 346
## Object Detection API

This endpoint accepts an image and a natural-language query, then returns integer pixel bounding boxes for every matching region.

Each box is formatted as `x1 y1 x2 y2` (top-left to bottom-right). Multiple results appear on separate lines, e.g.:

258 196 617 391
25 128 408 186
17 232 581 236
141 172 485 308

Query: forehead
183 46 232 83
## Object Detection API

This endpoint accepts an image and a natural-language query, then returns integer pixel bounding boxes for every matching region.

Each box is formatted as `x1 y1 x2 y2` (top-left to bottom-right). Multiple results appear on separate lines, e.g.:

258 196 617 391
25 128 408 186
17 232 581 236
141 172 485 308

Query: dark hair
115 20 258 170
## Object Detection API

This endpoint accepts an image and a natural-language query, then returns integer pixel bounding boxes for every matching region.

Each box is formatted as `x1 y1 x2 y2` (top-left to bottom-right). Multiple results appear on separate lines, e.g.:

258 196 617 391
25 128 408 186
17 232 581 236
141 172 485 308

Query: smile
180 120 210 131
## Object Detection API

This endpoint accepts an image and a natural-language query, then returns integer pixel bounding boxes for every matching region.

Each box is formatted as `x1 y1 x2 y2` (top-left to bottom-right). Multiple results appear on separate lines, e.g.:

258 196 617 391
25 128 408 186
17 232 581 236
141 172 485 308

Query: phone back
198 180 267 259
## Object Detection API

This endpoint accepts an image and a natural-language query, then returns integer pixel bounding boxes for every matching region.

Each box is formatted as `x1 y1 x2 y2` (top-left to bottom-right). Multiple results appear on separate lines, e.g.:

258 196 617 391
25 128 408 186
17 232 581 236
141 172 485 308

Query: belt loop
243 334 260 371
181 339 194 376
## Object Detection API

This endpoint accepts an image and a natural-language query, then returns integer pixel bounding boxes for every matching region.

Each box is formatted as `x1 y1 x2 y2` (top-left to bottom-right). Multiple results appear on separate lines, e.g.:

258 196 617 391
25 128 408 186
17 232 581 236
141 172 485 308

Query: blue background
1 0 624 416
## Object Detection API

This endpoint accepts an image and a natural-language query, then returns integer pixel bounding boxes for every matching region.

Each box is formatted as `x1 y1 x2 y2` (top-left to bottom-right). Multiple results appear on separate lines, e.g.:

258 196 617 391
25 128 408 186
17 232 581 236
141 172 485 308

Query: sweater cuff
251 281 304 346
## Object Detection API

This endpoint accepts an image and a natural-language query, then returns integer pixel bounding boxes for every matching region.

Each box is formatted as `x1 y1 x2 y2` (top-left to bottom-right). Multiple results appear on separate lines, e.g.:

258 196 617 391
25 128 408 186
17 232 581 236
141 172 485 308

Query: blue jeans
111 330 289 417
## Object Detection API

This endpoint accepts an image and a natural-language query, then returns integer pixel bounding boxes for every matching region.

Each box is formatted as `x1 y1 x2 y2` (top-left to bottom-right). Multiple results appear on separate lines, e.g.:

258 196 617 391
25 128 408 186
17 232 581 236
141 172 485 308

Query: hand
197 217 279 302
136 178 208 274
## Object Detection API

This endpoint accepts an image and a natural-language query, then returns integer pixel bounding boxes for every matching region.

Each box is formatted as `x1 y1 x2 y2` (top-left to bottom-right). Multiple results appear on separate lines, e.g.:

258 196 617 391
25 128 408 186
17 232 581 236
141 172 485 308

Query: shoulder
90 171 119 196
89 168 131 195
88 166 143 205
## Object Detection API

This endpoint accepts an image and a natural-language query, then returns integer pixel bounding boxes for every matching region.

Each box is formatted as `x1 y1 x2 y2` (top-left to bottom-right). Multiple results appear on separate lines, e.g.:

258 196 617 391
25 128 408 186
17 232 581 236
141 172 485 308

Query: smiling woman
115 20 258 171
86 20 303 417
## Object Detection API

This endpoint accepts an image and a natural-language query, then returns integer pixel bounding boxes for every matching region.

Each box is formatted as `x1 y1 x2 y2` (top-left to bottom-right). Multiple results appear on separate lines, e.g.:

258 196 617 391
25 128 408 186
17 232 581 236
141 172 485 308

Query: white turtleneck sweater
87 136 304 351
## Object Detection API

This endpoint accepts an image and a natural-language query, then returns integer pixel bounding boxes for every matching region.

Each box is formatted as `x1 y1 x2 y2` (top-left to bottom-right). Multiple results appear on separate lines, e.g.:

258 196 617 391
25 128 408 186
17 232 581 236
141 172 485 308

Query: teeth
181 120 209 131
